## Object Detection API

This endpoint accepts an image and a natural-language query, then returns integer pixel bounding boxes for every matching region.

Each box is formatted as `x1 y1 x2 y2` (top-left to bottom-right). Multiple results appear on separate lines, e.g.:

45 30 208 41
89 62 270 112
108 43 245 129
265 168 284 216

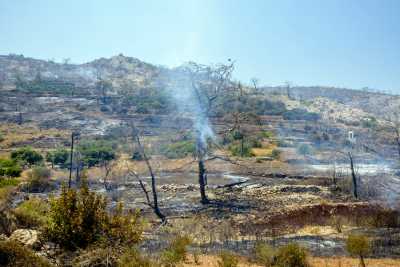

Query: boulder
9 229 41 248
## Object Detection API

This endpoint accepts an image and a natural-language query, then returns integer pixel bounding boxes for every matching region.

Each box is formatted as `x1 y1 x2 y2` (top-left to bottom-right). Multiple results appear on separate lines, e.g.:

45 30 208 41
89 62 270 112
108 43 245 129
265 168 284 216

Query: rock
9 229 41 248
0 233 8 241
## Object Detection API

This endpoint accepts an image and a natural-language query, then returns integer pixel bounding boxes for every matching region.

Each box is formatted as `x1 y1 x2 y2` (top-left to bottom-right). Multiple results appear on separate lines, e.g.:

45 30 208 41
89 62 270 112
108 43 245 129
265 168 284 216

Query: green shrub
0 159 22 177
275 243 309 267
46 182 143 250
0 178 20 188
283 109 320 121
11 147 43 167
0 133 4 142
160 141 195 159
45 148 69 168
78 140 116 167
254 243 275 267
161 235 191 266
217 251 238 267
13 197 49 228
346 234 370 267
229 141 254 157
0 240 53 267
26 167 51 192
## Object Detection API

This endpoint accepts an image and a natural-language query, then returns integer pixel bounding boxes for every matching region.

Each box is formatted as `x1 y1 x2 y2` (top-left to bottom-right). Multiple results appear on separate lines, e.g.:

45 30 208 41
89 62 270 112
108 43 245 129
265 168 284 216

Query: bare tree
184 61 235 204
130 124 166 222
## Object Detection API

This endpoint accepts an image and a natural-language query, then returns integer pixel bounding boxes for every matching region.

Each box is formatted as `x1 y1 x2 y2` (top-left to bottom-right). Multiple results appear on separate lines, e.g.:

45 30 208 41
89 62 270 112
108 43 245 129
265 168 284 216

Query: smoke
164 67 215 147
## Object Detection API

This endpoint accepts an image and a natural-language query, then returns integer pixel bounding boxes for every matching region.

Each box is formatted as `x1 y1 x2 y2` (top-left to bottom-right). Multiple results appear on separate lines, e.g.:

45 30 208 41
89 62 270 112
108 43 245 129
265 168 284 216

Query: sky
0 0 399 92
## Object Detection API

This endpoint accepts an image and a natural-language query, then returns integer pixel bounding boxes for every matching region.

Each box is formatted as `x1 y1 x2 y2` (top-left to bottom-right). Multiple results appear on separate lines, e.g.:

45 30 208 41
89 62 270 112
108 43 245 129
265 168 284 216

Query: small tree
275 243 310 267
45 148 69 169
0 159 22 178
11 147 43 167
346 234 370 267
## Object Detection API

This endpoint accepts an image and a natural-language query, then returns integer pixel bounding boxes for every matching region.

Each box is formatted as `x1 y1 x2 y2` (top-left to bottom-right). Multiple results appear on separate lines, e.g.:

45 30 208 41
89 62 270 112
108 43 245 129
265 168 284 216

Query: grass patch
13 197 50 228
0 178 20 188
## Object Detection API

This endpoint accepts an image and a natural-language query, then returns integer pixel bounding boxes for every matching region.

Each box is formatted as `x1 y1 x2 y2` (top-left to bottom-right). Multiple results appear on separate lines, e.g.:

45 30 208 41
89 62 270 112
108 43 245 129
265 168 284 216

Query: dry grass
0 123 67 149
180 255 400 267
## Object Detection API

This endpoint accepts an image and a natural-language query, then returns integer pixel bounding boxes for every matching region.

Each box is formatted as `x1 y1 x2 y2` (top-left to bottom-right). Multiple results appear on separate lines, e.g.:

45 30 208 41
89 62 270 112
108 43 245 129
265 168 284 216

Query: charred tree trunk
395 128 400 162
134 134 166 223
360 255 366 267
68 133 75 188
198 158 209 204
348 152 358 199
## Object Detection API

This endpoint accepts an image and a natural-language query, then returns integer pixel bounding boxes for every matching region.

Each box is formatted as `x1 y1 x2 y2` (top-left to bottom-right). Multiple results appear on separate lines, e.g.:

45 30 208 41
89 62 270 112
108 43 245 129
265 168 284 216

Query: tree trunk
360 255 366 267
135 135 166 223
198 159 209 204
348 152 358 199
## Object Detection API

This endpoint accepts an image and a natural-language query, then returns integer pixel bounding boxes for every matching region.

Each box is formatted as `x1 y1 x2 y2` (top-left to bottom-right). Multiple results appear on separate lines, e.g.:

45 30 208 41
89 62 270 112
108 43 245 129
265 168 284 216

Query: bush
78 140 116 167
275 243 310 267
217 251 238 267
0 178 20 188
26 167 51 193
0 159 22 177
254 243 275 267
161 235 191 266
160 141 195 159
46 182 143 250
13 197 49 228
45 148 69 168
11 147 43 167
229 141 254 157
118 248 154 267
0 240 53 267
346 234 370 267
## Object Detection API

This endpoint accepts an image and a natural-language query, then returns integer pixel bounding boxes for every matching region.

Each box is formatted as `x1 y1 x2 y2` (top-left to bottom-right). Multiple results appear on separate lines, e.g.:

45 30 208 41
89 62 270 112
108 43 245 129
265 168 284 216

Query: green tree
0 159 22 177
346 234 370 267
45 148 69 168
11 147 43 167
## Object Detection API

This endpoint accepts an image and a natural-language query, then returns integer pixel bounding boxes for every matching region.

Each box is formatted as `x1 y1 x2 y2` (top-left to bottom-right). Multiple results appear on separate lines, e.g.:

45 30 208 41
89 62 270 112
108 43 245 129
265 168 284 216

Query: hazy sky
1 0 399 92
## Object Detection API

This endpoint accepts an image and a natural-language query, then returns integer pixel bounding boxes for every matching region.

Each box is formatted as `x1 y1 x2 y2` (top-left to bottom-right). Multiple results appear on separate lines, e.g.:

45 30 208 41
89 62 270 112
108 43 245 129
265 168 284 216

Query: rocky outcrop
9 229 41 248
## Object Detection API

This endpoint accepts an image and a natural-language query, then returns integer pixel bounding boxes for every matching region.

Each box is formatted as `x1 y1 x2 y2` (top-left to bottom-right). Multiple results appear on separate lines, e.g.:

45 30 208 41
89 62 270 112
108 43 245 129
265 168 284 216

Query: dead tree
348 151 358 199
131 125 166 222
185 61 235 204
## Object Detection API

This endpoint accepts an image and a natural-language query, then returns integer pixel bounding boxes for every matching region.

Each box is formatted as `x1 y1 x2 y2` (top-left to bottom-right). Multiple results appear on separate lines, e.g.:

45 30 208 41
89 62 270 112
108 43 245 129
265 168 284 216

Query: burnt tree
185 61 235 204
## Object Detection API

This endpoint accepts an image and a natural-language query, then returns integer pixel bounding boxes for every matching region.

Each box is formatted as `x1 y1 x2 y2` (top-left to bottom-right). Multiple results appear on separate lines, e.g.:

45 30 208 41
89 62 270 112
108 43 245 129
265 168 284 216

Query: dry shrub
118 248 155 267
217 251 238 267
0 240 53 267
161 235 191 267
25 166 52 192
275 243 310 267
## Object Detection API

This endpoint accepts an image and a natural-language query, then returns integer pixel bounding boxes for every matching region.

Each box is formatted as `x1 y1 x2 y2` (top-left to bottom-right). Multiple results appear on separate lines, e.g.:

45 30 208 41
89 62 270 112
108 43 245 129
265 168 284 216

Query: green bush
26 167 51 193
217 251 238 267
346 234 370 267
283 109 320 121
11 147 43 167
161 235 191 266
13 197 49 228
78 140 116 167
160 141 195 159
0 178 20 188
254 243 275 267
229 141 254 157
297 144 312 157
46 182 143 250
45 148 69 168
0 159 22 177
275 243 309 267
0 240 53 267
0 133 4 143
